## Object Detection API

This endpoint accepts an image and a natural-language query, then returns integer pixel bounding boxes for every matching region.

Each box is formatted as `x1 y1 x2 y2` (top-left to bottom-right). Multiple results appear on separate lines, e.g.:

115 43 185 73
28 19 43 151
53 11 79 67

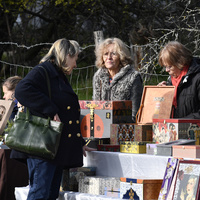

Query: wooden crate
173 145 200 159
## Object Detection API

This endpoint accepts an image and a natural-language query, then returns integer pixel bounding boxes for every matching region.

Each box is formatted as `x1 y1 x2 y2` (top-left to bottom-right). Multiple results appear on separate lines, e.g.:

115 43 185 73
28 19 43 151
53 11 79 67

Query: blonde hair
40 38 80 73
159 41 193 69
2 76 22 91
95 37 133 69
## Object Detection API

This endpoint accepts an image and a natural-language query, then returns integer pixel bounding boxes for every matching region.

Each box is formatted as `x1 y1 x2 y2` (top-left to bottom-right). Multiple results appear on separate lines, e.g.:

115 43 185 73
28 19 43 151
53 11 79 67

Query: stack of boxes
75 86 200 199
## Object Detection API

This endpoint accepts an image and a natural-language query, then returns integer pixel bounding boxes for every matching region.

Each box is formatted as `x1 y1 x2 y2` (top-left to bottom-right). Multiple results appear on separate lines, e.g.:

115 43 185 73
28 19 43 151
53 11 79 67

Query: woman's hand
82 145 97 157
157 81 167 86
54 114 61 122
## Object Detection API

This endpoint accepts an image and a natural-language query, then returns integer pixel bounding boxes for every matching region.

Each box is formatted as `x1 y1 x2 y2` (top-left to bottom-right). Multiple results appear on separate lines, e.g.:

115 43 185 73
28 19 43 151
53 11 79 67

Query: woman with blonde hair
158 41 200 118
93 37 143 122
10 38 95 200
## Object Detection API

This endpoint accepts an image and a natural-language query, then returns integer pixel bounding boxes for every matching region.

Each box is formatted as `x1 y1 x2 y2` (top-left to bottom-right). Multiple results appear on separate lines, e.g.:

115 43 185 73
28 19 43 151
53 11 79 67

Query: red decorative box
79 100 132 138
97 144 120 152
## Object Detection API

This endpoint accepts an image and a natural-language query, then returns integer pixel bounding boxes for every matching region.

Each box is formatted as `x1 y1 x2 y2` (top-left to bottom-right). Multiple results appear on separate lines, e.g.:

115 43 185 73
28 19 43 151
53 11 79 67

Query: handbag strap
38 66 51 99
25 66 52 124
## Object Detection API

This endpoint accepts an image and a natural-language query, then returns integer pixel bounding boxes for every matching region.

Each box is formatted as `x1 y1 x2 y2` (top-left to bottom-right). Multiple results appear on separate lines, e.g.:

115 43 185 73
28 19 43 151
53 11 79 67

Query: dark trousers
27 158 64 200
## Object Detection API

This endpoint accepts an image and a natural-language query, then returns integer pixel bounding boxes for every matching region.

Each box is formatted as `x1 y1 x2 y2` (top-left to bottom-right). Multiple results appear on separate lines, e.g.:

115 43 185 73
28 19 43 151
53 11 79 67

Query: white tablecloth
15 151 171 200
83 151 171 179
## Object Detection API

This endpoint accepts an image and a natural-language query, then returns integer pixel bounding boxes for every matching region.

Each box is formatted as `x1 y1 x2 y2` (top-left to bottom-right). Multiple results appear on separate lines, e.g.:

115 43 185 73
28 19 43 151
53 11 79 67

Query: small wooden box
104 187 120 198
146 143 157 155
173 145 200 159
120 177 163 200
137 86 175 124
156 139 196 156
120 141 150 153
84 137 110 149
97 144 120 152
79 100 132 139
136 86 175 142
152 118 200 144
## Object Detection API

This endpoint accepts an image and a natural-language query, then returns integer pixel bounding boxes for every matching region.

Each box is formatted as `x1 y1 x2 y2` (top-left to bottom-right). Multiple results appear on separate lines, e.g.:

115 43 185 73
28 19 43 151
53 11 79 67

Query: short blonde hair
40 38 80 73
159 41 193 69
95 37 133 69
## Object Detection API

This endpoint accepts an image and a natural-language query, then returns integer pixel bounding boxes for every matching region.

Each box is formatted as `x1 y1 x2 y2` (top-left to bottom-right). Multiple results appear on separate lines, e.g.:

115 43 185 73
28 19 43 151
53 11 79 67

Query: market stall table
15 151 171 200
0 148 29 200
83 151 171 179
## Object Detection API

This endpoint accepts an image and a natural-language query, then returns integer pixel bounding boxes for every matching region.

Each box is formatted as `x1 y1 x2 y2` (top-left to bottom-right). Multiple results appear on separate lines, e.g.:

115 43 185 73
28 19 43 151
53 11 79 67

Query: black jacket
166 57 200 119
10 62 86 167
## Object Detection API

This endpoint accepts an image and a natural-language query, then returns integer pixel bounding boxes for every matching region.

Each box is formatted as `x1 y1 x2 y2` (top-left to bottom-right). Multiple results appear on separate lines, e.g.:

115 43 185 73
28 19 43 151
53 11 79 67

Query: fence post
93 31 104 49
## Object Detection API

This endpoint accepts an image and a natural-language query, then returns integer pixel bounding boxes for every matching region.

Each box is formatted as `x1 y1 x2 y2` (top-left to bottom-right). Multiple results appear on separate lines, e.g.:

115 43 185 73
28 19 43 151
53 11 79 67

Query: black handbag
5 66 64 159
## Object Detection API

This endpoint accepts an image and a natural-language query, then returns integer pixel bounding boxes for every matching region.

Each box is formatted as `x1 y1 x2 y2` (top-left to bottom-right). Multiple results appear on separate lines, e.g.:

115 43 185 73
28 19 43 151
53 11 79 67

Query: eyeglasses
103 52 118 58
164 66 172 70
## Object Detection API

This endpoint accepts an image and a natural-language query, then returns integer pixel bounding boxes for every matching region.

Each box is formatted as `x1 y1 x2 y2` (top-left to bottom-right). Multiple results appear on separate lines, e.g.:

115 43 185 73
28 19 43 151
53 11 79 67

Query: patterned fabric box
134 124 152 142
158 158 178 200
120 141 150 154
78 176 120 195
120 177 163 200
79 100 132 139
152 119 200 144
60 167 96 192
110 124 134 145
110 124 152 145
97 144 120 152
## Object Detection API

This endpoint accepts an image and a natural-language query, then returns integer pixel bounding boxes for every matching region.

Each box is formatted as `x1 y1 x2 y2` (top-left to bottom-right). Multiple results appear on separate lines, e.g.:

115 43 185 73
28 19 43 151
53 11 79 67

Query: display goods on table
60 167 96 192
156 139 196 157
79 100 132 148
84 137 110 149
120 141 152 154
97 144 120 152
172 160 200 200
110 124 152 145
146 143 157 155
153 118 200 144
158 158 179 200
104 187 120 198
0 100 15 135
136 86 175 142
78 176 120 195
166 159 181 200
120 177 163 200
173 145 200 159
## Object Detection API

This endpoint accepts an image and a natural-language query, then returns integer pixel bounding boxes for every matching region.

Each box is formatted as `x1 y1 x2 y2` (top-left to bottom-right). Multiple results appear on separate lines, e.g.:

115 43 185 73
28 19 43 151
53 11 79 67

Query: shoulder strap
38 66 51 99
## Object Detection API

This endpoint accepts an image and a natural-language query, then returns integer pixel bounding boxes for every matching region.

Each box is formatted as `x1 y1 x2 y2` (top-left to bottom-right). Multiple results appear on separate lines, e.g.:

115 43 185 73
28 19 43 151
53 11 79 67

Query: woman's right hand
54 114 61 122
157 81 167 86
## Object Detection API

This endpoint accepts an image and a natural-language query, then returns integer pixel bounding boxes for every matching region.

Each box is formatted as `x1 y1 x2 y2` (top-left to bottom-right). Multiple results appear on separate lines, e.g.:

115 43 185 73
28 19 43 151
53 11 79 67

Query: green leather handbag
5 66 63 160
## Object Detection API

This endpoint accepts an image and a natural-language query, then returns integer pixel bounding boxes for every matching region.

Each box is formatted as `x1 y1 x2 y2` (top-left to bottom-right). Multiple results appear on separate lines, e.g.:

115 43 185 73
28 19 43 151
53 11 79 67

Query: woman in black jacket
11 38 95 200
158 41 200 119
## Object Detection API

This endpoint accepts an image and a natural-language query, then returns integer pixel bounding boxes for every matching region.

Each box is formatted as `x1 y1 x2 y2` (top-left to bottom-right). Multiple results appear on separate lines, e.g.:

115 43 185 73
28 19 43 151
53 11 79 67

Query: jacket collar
98 64 134 86
38 62 77 95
